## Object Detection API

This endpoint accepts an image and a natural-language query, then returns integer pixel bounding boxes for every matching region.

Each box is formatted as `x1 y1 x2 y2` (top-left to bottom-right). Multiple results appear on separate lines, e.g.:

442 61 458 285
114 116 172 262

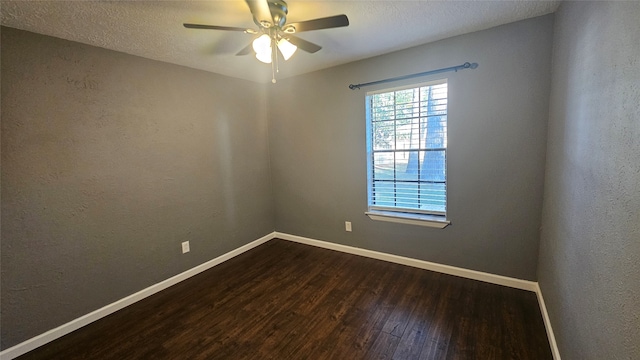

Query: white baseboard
535 284 562 360
0 232 276 360
3 231 560 360
275 232 538 292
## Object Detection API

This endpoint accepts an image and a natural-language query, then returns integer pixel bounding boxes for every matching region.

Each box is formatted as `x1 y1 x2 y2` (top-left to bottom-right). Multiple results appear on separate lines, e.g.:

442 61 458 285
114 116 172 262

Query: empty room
1 1 638 359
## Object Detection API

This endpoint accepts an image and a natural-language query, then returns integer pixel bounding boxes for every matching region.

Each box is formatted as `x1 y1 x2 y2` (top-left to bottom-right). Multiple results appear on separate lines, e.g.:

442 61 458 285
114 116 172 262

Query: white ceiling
1 1 560 83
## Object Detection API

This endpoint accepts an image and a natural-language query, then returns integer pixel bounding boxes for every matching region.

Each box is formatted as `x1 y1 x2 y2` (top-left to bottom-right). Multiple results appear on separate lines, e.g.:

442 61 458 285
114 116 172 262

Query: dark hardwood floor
17 239 552 359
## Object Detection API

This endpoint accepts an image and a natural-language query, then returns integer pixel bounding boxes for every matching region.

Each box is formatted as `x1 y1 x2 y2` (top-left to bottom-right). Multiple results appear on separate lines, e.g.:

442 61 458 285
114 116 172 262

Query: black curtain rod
348 62 478 90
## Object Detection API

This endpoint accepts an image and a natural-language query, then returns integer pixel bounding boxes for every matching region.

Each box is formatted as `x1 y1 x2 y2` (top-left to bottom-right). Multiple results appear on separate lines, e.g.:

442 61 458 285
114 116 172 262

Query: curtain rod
348 62 478 90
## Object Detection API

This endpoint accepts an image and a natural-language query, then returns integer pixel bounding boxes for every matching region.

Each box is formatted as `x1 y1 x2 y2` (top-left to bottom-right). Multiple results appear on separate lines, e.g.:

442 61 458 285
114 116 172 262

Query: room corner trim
274 232 538 292
535 284 562 360
0 232 277 360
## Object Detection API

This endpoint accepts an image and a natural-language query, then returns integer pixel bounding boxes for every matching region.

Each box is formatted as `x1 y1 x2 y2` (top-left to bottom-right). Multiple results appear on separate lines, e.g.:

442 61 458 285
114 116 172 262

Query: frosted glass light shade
255 51 272 64
252 34 272 64
277 38 297 61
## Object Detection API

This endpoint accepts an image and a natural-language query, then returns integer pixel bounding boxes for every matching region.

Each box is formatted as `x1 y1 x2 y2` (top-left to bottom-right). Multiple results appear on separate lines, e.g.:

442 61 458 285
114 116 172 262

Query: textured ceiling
1 1 560 83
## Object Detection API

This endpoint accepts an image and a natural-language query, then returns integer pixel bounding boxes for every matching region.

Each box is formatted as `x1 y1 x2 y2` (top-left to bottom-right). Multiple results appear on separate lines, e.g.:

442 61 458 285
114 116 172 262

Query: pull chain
271 37 277 83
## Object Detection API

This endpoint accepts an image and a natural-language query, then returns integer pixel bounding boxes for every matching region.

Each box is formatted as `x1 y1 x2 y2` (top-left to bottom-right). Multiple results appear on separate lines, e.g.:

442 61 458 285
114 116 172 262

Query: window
365 80 450 228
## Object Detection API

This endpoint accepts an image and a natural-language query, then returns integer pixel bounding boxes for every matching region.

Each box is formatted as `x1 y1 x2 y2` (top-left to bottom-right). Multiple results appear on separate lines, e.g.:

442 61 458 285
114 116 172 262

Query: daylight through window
366 80 448 217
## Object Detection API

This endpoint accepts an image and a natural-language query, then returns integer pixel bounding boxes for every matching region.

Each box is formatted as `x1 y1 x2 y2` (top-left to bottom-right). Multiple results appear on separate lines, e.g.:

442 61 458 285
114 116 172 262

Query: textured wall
1 27 274 349
537 2 640 359
268 16 553 281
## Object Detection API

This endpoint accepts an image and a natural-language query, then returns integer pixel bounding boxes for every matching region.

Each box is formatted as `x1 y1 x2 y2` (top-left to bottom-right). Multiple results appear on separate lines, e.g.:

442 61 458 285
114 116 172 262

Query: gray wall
538 2 640 359
268 15 553 281
1 27 274 349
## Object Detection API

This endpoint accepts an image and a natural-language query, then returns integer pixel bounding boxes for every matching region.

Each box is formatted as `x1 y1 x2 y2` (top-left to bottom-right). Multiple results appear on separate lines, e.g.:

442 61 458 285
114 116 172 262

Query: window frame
364 79 451 228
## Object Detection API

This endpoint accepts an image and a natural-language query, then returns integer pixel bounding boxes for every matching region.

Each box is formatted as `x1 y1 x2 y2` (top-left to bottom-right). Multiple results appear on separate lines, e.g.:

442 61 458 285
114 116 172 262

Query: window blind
366 80 448 215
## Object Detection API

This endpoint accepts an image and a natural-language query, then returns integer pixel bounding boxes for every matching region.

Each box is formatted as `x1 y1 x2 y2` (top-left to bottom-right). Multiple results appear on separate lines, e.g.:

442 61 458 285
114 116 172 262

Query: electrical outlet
345 221 352 232
181 241 190 254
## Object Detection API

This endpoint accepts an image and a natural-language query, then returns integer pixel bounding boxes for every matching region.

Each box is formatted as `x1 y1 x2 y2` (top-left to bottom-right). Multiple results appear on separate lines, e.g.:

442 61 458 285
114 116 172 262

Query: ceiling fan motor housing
269 1 288 28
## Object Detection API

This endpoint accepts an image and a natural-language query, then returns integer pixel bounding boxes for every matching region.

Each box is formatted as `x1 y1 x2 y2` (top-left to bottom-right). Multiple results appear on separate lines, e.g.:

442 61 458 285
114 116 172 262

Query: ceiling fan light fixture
255 51 272 64
252 34 271 53
277 38 297 61
252 34 272 63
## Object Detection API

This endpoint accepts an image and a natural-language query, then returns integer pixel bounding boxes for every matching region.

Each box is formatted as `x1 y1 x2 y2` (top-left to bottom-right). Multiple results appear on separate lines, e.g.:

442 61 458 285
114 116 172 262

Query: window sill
365 210 450 229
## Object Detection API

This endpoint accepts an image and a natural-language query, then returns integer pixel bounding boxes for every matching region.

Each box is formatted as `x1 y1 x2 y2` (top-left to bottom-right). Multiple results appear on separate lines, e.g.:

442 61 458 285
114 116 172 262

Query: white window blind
366 80 448 216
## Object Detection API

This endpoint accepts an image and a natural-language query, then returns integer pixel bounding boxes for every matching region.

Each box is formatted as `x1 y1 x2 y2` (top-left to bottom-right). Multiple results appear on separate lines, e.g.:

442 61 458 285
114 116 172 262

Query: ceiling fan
184 0 349 82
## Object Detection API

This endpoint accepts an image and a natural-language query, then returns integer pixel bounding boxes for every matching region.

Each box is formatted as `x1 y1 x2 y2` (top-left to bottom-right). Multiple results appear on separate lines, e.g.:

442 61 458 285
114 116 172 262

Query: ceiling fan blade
286 14 349 33
184 23 251 32
286 35 322 53
236 43 253 56
245 0 273 27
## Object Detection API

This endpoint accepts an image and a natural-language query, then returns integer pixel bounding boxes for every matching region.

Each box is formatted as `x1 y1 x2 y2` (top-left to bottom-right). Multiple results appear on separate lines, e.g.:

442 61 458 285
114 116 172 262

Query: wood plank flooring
17 239 553 359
